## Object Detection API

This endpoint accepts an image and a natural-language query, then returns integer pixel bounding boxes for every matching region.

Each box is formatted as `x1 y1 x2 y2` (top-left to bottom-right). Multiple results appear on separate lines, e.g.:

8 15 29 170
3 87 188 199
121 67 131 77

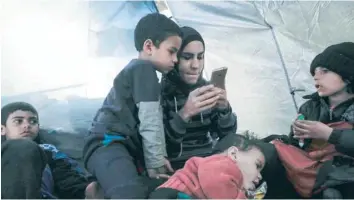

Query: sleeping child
149 135 265 199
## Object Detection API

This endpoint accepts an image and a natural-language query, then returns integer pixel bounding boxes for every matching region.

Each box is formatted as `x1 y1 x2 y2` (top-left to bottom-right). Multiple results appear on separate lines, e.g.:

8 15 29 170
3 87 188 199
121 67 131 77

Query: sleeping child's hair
213 133 262 154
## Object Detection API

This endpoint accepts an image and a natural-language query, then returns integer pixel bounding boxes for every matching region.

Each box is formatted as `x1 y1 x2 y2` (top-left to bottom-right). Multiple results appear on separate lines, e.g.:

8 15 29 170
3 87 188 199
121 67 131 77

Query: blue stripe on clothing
39 144 85 174
102 133 125 146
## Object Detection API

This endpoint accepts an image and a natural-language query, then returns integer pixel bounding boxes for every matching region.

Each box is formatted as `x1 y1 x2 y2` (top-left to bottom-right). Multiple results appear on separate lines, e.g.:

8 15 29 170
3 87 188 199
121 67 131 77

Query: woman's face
177 41 205 85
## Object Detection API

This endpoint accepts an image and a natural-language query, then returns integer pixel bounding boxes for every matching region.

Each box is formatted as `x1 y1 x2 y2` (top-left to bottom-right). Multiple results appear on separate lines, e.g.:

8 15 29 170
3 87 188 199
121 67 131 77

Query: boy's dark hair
213 134 253 153
1 102 38 126
134 13 182 52
213 133 275 167
213 133 267 155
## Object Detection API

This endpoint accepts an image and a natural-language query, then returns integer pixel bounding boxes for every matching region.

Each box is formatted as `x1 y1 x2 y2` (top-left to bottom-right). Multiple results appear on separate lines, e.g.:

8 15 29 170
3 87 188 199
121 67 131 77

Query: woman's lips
185 73 199 79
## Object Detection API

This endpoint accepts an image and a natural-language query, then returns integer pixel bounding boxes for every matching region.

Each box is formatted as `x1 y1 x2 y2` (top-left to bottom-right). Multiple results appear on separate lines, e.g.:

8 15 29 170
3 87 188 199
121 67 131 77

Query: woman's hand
179 84 220 121
215 89 229 110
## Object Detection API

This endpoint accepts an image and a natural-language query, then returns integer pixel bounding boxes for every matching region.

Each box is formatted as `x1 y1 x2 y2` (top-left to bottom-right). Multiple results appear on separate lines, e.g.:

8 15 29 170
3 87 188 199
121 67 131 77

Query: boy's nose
22 121 31 130
173 54 178 63
313 73 320 81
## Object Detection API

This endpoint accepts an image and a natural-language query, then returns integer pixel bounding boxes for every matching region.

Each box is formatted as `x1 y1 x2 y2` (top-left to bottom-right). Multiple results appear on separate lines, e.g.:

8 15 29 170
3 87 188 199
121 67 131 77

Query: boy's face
228 146 265 191
1 110 39 140
146 35 182 73
178 41 205 85
314 67 347 97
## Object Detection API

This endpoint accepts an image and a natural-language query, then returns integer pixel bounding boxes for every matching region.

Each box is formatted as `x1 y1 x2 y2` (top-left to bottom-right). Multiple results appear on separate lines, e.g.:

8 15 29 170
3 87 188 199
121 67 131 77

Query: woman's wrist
178 108 190 122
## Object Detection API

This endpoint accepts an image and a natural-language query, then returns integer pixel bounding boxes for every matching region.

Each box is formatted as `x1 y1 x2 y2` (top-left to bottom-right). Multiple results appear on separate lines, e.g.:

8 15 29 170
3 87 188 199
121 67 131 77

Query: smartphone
210 67 228 89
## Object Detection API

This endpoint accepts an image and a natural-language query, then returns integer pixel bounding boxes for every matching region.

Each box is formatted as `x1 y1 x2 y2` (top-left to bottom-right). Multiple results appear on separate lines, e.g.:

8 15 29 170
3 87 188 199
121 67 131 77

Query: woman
160 26 237 169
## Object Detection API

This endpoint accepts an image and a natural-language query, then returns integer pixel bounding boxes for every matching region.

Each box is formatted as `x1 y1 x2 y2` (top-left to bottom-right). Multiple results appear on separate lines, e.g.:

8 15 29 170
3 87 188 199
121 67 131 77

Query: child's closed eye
256 161 264 170
256 163 261 169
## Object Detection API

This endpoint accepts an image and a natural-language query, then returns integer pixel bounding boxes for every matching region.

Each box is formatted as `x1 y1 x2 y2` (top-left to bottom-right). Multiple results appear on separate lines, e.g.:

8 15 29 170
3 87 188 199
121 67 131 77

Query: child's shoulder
121 59 160 87
125 59 157 74
112 59 159 87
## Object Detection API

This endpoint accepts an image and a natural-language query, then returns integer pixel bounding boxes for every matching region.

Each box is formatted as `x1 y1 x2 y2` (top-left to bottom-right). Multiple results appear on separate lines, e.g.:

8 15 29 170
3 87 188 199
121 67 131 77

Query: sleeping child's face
227 146 265 191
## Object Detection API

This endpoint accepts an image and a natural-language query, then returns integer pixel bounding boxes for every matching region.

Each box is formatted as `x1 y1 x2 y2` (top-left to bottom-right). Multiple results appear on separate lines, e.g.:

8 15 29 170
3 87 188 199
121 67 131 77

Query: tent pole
154 0 178 24
269 27 300 112
253 2 303 113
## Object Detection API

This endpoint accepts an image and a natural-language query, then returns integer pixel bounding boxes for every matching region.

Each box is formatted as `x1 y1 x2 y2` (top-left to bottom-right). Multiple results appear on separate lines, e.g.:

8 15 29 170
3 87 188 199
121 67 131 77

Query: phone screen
210 67 228 89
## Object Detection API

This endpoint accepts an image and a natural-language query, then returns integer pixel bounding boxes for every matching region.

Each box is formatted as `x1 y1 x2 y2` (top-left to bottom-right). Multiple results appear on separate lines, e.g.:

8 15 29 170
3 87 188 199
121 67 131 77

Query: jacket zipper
329 106 334 121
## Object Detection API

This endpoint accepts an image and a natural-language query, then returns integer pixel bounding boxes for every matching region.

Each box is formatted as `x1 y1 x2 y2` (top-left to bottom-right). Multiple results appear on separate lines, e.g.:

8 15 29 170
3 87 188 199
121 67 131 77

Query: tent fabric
1 1 158 134
89 1 157 57
2 0 354 139
167 1 354 136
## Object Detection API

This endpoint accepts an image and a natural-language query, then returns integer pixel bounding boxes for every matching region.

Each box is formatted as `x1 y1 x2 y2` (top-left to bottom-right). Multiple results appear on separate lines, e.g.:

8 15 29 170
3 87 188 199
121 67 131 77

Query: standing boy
83 13 182 198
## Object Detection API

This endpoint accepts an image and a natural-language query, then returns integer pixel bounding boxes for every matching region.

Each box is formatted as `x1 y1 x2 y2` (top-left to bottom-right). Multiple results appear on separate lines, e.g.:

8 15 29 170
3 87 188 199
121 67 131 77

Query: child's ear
143 39 155 55
1 125 7 136
227 146 239 161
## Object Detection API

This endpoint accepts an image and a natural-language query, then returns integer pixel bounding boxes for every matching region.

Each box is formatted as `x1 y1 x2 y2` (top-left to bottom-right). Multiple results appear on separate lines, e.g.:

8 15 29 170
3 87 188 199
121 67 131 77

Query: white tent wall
1 1 157 133
1 1 354 137
166 1 354 137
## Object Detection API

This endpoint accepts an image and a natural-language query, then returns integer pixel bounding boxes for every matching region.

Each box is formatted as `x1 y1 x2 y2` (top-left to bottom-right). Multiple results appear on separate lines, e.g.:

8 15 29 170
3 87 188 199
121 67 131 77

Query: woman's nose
191 59 200 69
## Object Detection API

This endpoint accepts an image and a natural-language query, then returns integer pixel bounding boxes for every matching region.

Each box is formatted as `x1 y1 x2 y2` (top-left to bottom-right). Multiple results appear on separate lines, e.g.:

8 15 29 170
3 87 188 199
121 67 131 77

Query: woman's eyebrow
182 52 204 55
181 52 193 56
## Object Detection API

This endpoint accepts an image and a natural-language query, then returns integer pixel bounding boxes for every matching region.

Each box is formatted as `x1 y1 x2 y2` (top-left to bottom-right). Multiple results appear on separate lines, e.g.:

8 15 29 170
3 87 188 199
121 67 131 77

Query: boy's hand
293 120 333 141
147 158 174 179
179 85 220 121
164 157 174 173
147 168 170 179
85 181 104 199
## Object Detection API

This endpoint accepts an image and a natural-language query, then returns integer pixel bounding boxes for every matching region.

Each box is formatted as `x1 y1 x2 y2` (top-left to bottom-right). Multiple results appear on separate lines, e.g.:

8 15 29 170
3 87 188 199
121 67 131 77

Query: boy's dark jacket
2 131 89 199
289 93 354 157
268 93 354 191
